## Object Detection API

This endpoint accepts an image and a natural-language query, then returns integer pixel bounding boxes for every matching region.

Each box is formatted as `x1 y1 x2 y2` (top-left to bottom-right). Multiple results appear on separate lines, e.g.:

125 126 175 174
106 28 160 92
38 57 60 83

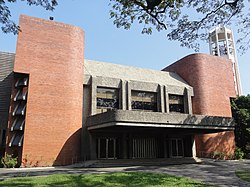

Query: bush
234 147 245 160
212 151 225 160
1 154 18 168
227 153 235 160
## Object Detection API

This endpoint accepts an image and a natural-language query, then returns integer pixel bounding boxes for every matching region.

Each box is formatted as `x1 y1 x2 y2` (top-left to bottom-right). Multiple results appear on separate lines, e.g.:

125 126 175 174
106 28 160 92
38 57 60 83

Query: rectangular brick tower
5 15 84 166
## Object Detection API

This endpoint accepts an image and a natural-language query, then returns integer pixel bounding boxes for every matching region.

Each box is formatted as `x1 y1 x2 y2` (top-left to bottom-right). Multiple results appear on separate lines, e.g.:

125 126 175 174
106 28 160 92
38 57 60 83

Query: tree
0 0 57 34
1 1 250 54
109 0 250 53
231 95 250 156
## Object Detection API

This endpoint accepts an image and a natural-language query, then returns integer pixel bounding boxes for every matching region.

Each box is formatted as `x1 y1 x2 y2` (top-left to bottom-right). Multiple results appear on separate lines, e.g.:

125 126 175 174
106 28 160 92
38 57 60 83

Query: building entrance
97 138 117 159
170 138 184 157
132 138 158 158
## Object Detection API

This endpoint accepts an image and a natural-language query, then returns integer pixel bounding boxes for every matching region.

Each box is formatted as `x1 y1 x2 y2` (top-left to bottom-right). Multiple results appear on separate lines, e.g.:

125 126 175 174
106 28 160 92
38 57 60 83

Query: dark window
15 77 28 87
96 87 119 113
1 130 6 147
11 117 25 131
131 91 157 112
9 133 23 147
169 94 184 113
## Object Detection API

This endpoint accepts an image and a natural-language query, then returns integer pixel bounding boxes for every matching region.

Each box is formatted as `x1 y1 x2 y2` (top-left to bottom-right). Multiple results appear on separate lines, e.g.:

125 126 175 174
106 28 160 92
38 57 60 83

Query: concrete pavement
0 158 249 187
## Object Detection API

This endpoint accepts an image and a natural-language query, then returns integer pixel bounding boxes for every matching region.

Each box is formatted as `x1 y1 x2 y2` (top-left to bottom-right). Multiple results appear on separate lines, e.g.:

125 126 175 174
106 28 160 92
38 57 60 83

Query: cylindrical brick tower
163 53 236 157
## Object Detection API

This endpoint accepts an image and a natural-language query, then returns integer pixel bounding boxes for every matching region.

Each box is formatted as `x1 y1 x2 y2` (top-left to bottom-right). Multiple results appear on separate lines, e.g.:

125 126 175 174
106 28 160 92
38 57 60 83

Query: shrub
212 151 225 160
1 154 18 168
234 147 245 160
227 153 235 160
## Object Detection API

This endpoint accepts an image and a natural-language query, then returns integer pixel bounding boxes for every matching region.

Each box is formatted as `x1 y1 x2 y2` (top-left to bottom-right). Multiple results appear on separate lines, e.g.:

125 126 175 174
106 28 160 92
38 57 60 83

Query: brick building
0 15 236 166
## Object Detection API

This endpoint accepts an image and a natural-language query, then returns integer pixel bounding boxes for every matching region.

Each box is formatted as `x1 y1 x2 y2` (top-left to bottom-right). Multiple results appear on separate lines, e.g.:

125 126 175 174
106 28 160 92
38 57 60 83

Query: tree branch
132 0 168 30
197 3 227 29
193 0 240 32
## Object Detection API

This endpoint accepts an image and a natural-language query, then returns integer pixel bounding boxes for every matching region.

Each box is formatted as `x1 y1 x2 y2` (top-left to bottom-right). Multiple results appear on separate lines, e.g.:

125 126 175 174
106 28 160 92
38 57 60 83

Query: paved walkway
0 158 249 187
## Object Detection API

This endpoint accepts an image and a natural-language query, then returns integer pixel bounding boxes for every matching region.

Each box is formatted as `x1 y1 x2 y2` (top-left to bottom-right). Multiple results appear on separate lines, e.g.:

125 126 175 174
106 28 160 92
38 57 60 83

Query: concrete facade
87 110 234 131
0 52 14 157
0 15 237 166
82 59 235 160
83 60 194 115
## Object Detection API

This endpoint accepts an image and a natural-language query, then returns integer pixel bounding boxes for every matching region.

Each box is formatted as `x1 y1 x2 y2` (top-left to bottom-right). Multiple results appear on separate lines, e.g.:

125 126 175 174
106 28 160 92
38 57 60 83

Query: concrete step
74 157 202 168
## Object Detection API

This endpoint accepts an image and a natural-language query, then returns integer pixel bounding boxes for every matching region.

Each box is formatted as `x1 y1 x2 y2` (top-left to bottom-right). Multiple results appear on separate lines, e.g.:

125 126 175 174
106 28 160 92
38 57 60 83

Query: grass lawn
0 172 214 187
236 170 250 182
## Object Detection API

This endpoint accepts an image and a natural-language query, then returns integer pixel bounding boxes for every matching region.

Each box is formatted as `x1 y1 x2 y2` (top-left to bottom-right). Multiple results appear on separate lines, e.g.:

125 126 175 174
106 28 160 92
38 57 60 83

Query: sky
0 1 249 95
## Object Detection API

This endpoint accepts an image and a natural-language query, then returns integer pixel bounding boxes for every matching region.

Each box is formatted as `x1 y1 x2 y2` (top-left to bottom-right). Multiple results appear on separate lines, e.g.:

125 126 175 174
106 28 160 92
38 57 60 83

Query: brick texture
6 15 84 166
163 53 236 157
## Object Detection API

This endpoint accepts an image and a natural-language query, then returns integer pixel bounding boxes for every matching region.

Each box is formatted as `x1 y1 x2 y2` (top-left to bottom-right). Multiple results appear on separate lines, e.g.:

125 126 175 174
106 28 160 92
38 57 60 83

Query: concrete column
122 133 128 159
90 134 97 159
128 134 133 158
165 86 169 113
91 77 97 115
158 85 165 112
192 135 197 157
127 81 131 110
163 135 168 158
121 80 127 110
184 88 193 114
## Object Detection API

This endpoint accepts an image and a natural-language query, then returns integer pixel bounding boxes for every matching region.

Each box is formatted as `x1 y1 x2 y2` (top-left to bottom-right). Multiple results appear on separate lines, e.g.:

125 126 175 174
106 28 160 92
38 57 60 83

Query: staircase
75 157 202 168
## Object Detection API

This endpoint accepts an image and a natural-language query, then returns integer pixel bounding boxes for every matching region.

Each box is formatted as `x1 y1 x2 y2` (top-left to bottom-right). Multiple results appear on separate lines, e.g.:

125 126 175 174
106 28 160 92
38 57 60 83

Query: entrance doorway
170 139 184 157
97 138 117 159
132 138 158 158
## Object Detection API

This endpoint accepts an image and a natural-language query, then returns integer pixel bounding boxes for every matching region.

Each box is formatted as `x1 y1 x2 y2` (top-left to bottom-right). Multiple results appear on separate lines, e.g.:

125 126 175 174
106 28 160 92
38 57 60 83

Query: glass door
97 138 116 159
170 139 184 158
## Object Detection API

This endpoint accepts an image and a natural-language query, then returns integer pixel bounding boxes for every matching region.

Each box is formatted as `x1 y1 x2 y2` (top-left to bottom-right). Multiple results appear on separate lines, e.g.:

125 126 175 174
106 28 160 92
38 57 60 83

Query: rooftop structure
209 25 242 95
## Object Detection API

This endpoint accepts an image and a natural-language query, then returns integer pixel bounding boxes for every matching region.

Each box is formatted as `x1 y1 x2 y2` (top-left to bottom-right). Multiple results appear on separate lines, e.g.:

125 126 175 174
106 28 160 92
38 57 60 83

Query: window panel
96 87 119 113
169 94 184 113
131 91 157 112
9 133 24 147
97 93 106 98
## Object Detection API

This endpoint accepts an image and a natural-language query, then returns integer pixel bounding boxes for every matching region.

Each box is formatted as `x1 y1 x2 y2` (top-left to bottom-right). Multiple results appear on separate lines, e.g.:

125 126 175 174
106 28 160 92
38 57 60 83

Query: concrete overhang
87 110 234 131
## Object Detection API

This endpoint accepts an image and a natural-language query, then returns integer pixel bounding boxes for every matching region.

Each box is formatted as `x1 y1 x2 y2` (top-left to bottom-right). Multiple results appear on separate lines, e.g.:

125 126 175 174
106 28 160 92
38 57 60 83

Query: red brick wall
195 131 235 158
6 15 84 166
163 53 236 157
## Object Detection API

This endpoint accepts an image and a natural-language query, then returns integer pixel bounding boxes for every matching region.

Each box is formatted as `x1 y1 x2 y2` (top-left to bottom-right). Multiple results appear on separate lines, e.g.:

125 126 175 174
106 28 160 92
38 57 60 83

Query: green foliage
1 154 18 168
0 0 57 34
211 151 225 160
234 147 245 160
109 0 250 53
226 153 235 160
236 170 250 182
231 95 250 157
0 172 214 187
1 1 250 53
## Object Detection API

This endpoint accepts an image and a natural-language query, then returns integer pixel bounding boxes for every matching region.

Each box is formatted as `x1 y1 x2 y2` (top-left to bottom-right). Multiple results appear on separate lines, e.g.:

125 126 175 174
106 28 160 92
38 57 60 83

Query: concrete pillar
184 88 193 114
163 135 168 158
128 134 133 158
165 86 169 113
121 80 127 110
159 85 165 112
122 133 128 159
90 134 97 159
127 81 131 110
192 135 197 157
91 77 97 115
